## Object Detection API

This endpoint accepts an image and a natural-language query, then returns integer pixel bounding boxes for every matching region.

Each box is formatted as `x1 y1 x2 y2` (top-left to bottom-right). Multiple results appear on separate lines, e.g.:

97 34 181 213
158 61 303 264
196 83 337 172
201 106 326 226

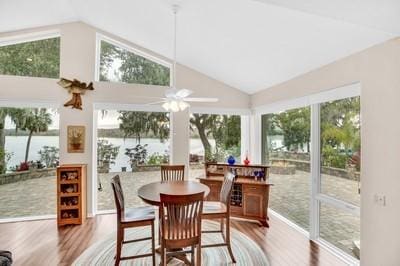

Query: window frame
94 33 172 85
255 82 361 264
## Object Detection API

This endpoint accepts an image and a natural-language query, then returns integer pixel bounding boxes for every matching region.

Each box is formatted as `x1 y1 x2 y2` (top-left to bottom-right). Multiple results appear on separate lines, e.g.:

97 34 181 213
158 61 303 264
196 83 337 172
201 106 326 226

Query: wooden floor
0 214 346 266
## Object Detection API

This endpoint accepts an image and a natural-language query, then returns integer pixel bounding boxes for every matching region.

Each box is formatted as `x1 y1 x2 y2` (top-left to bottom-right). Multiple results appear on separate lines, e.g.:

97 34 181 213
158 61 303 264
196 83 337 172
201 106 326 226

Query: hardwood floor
0 214 347 266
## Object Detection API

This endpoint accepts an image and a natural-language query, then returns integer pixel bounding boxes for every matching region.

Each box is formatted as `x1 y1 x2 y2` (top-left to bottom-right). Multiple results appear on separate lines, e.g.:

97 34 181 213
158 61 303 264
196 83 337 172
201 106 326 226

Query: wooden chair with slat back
111 175 156 266
159 192 204 266
160 165 185 182
201 171 236 263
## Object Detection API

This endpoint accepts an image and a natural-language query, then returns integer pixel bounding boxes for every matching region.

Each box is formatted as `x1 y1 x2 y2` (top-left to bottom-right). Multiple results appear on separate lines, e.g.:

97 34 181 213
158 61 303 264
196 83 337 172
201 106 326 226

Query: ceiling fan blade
145 101 167 105
185 97 219 102
132 95 165 100
176 89 193 98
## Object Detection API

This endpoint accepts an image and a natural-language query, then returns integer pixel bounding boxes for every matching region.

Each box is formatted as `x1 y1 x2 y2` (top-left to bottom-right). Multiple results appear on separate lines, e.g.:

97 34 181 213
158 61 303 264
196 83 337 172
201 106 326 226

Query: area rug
73 221 270 265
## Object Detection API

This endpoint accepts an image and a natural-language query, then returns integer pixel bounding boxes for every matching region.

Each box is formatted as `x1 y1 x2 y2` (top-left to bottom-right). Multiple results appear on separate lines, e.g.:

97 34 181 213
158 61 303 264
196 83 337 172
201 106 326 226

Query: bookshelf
57 164 87 226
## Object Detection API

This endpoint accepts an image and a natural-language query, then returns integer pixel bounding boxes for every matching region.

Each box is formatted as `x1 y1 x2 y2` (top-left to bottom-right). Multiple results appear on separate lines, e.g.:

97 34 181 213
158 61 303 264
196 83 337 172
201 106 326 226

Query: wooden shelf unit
57 164 87 226
199 162 272 227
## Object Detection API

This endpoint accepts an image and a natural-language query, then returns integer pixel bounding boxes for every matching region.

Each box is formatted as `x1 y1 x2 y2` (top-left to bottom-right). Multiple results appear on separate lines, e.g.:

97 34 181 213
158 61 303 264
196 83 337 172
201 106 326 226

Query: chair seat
202 201 227 215
122 206 156 223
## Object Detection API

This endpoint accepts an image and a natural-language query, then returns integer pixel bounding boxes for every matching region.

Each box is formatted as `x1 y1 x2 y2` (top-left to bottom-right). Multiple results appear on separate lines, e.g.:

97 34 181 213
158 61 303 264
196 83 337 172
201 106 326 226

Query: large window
0 37 60 78
262 107 311 230
0 107 59 219
96 109 170 211
260 92 361 260
189 113 241 179
98 39 170 86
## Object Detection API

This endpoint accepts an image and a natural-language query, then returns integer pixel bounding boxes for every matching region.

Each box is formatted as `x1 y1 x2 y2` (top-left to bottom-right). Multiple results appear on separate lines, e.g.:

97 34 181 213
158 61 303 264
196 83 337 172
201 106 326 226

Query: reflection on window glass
96 110 170 211
99 40 170 86
319 202 360 258
0 107 59 219
189 114 241 178
320 96 361 206
261 107 311 230
0 37 60 78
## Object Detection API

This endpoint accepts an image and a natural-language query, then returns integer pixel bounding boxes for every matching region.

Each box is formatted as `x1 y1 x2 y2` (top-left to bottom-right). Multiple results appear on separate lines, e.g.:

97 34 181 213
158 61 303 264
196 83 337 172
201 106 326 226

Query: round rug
73 221 270 265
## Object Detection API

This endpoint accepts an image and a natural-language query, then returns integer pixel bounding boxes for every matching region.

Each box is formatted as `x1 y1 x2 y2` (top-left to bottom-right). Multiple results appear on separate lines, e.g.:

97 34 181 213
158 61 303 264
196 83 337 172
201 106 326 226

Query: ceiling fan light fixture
178 100 189 111
169 100 180 112
162 102 171 111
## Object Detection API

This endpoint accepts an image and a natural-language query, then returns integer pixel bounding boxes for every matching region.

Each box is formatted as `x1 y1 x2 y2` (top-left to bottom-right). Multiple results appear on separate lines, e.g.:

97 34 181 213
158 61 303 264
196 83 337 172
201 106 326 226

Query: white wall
0 22 250 216
251 37 400 266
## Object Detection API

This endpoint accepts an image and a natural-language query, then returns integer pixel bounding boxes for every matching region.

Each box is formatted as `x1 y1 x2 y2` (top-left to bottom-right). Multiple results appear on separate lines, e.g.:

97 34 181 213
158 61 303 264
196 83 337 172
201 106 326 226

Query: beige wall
251 37 400 266
0 22 250 215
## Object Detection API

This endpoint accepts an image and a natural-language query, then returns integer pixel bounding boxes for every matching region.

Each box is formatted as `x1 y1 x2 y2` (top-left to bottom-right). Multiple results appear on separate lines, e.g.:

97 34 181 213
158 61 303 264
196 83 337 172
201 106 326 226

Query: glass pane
261 106 311 231
189 113 241 180
320 202 360 258
0 107 59 219
96 110 170 211
99 40 170 86
0 37 60 78
320 96 361 206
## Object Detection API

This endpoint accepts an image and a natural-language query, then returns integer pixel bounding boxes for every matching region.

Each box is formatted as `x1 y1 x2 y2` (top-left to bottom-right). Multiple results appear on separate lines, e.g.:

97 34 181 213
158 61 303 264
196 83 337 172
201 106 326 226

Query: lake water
5 136 211 172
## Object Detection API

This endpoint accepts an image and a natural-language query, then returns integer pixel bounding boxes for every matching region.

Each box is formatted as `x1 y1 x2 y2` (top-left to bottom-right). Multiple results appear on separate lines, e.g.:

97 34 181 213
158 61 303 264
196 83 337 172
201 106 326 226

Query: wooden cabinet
57 164 87 226
199 163 272 227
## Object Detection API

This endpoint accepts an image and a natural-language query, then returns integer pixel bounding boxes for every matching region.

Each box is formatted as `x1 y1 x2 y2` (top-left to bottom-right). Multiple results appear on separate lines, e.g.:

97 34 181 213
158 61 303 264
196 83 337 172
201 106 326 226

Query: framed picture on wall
67 125 85 153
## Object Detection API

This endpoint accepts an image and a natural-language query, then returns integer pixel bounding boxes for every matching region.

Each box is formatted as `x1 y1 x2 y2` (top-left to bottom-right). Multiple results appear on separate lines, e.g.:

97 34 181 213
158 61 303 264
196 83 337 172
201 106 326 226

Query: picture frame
67 125 85 153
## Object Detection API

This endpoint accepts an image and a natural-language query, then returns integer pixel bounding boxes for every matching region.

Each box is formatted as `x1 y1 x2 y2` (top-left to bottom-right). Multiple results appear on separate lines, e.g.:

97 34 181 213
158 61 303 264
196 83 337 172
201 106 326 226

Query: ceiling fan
147 4 218 112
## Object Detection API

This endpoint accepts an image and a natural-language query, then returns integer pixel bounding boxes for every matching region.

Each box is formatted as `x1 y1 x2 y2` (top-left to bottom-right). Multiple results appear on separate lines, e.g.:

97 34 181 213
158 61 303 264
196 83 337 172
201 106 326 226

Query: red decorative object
243 156 250 165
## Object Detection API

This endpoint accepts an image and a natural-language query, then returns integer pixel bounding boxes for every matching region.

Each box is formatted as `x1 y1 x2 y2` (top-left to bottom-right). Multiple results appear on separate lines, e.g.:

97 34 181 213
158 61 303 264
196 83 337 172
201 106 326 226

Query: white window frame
0 30 60 47
94 33 172 85
254 82 361 265
0 100 61 223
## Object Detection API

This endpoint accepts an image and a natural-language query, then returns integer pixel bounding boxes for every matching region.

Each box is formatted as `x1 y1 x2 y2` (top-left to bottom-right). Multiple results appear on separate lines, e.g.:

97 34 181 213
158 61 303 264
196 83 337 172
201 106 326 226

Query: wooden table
138 181 210 205
137 181 210 264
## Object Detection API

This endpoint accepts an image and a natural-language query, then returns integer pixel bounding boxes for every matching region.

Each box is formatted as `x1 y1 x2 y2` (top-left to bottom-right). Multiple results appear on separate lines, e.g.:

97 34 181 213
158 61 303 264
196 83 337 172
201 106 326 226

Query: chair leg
191 245 195 266
160 242 166 266
221 218 226 241
196 243 201 266
115 227 123 266
151 221 156 266
225 218 236 263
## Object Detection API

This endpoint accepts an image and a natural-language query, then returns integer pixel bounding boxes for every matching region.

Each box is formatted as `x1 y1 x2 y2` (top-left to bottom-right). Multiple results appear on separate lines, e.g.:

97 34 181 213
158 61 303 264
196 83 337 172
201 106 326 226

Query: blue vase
227 155 236 165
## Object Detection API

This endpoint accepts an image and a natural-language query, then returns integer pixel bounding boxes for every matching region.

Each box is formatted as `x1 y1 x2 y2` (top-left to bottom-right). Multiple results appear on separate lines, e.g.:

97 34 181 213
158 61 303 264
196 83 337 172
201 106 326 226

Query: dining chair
201 171 236 263
111 175 156 266
159 192 205 266
160 164 185 181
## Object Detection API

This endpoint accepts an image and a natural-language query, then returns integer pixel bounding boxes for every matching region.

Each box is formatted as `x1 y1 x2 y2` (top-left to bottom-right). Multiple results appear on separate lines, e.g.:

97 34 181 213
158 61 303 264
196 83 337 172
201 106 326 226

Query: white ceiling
0 0 398 94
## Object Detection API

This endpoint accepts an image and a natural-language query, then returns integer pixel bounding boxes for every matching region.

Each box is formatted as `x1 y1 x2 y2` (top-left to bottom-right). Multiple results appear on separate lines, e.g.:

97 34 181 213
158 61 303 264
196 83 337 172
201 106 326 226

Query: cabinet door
243 193 263 218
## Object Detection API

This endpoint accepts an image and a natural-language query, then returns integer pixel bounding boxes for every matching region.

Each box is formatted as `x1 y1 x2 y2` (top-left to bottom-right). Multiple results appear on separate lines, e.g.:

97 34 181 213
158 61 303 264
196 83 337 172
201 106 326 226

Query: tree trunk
0 116 5 174
25 131 33 163
193 115 212 160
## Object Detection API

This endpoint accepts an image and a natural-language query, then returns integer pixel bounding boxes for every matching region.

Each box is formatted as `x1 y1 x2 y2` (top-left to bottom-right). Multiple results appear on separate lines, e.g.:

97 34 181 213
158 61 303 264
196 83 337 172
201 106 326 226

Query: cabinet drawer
243 185 265 194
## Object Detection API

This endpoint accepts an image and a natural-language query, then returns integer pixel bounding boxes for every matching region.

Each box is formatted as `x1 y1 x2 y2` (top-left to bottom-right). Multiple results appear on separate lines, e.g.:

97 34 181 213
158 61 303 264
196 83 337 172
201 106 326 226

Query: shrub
38 146 59 168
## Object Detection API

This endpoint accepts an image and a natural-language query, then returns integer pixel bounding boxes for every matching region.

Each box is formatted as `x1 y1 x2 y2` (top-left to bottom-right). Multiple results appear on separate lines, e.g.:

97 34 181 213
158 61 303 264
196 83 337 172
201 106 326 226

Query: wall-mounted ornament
67 125 85 153
57 78 94 110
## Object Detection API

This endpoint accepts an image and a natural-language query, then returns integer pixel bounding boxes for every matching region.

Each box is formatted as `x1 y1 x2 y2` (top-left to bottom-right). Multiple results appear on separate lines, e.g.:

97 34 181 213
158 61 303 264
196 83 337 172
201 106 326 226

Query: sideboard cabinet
198 162 272 227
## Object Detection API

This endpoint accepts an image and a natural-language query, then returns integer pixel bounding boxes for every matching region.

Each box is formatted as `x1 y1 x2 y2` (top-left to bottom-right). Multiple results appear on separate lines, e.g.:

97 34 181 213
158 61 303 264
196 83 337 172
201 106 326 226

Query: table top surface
137 181 210 206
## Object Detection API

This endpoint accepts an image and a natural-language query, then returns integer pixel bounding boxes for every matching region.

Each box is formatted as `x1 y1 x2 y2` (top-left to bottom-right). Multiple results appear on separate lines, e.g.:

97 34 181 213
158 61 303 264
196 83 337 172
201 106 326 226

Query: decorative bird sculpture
57 78 94 110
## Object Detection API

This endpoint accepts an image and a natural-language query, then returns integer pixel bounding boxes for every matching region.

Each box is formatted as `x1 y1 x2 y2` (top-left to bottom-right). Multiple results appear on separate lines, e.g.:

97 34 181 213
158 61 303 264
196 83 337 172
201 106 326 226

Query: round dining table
138 180 210 205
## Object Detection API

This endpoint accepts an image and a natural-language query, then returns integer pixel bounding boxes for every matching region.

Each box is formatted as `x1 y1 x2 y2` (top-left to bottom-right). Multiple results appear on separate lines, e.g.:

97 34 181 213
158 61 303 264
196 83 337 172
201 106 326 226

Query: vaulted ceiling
0 0 398 94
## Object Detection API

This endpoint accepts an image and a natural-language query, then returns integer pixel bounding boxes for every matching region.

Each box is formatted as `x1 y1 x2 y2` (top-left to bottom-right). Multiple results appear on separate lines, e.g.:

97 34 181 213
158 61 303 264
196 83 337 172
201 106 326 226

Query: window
0 37 60 78
261 106 311 231
189 113 241 179
98 39 170 86
0 107 59 219
259 86 361 261
96 109 170 211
